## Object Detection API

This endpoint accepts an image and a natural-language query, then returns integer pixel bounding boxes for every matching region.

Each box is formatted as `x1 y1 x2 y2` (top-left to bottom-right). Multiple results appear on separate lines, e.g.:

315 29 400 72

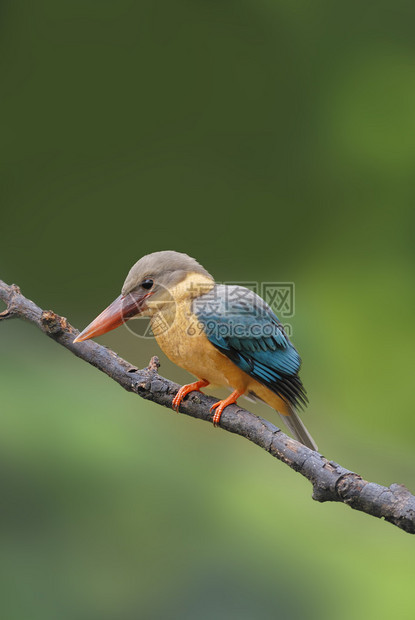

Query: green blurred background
1 1 415 618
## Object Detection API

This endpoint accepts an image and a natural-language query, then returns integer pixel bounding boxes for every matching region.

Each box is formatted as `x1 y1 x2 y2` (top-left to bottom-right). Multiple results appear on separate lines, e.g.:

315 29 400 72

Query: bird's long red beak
73 291 151 343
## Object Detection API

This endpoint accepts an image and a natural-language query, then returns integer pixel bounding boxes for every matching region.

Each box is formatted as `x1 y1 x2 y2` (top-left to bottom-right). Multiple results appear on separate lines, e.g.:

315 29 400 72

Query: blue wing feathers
192 285 307 410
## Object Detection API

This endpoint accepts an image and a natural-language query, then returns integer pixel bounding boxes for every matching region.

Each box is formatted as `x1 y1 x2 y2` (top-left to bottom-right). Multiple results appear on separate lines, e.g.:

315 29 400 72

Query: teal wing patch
192 285 307 409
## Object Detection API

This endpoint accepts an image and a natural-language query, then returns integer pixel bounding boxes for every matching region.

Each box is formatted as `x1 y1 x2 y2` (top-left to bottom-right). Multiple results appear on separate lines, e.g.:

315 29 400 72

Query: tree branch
1 279 414 535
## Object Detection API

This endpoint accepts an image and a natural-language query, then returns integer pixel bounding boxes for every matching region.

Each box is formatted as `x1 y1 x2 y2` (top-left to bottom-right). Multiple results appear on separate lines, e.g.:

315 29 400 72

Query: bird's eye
141 278 154 290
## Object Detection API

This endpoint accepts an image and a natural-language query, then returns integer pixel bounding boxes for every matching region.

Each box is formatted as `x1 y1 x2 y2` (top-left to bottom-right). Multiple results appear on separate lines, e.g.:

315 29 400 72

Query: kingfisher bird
74 251 317 450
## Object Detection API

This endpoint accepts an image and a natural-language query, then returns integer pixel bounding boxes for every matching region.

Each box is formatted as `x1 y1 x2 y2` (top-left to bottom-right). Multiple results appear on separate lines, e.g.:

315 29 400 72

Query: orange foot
172 379 209 412
210 390 244 427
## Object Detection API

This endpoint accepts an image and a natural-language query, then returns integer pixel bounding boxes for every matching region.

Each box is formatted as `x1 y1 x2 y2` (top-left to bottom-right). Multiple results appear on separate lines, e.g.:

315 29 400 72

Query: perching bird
74 251 317 450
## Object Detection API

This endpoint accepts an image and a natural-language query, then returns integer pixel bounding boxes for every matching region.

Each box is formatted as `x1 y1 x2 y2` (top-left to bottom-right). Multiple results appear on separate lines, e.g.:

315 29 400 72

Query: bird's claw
210 401 225 427
172 380 209 413
172 391 184 412
209 390 243 427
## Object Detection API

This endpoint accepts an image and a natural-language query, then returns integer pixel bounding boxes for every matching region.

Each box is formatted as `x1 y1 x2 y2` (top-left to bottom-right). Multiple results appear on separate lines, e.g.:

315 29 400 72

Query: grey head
121 250 213 296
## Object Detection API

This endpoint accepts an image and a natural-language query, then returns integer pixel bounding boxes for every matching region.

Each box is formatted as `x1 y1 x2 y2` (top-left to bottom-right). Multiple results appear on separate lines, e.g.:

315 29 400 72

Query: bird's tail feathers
277 408 318 451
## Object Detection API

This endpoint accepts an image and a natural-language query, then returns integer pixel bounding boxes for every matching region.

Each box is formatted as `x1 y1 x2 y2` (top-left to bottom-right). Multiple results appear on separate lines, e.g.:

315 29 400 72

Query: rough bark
1 279 414 534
